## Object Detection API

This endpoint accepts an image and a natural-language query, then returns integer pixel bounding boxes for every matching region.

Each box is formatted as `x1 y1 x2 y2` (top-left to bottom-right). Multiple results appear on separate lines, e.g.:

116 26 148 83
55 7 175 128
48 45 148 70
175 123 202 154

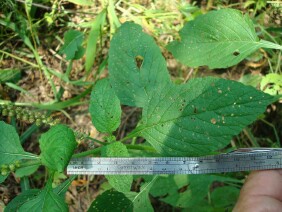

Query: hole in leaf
135 55 144 69
233 50 240 56
193 107 197 113
178 185 189 193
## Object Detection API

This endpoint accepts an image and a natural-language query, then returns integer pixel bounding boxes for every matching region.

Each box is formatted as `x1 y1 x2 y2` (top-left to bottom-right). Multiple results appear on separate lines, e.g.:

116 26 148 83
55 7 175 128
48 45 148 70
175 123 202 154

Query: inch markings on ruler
67 148 282 175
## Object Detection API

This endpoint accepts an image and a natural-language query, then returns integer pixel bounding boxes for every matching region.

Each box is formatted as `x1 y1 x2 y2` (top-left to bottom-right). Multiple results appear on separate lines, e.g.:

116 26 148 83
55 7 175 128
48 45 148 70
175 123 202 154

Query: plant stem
72 147 102 158
71 143 156 158
20 176 30 191
119 130 140 143
0 86 92 110
65 60 73 78
85 136 105 145
126 144 156 152
0 50 39 68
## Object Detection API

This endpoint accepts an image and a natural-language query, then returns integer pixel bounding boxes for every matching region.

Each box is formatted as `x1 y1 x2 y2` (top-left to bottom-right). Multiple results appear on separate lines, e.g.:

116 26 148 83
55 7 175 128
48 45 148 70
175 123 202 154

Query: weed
0 5 281 212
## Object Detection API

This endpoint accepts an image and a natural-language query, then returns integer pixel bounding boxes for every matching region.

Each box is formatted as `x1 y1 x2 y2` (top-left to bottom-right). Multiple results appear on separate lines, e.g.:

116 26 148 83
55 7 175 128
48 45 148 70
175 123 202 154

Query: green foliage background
0 0 281 211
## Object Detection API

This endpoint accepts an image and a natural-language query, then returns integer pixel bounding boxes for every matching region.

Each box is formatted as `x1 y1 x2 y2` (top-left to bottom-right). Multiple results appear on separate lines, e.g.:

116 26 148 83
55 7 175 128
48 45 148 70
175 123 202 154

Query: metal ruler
67 148 282 175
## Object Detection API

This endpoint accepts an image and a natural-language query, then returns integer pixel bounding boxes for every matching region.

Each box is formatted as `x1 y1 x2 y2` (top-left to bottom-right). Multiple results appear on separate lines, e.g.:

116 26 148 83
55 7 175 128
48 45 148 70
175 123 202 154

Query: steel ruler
67 148 282 175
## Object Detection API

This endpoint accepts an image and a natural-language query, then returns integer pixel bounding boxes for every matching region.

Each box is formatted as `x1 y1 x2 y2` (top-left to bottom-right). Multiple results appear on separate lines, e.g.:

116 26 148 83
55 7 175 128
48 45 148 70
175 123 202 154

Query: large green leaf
108 22 171 107
59 30 85 60
132 77 274 156
101 142 133 192
17 184 68 212
89 78 121 133
0 121 37 166
85 10 106 73
39 125 77 172
4 189 41 211
167 9 282 69
88 190 133 212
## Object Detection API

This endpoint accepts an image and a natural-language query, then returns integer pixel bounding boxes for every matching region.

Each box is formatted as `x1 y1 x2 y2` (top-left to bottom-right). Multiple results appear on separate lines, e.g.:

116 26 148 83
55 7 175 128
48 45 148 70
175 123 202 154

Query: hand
234 170 282 212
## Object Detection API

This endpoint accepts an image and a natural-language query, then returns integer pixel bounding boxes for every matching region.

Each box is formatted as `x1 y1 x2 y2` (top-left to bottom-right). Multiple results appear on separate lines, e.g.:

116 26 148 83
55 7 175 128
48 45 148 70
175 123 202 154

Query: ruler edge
67 151 282 175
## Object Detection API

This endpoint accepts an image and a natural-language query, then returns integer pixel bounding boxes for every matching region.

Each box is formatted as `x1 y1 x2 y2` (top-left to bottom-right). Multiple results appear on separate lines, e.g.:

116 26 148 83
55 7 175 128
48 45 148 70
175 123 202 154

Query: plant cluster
0 2 281 211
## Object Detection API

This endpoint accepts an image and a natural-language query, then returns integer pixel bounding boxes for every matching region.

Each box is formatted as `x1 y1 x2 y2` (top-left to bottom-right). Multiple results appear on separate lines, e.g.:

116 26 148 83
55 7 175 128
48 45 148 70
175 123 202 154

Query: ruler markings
67 150 282 175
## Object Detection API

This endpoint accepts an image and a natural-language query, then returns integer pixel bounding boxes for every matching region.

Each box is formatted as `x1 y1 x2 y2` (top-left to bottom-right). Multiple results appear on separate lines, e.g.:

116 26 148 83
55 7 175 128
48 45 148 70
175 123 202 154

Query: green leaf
6 177 73 211
0 121 37 165
4 189 41 211
133 77 274 156
125 176 157 212
150 174 240 208
0 69 21 83
65 0 93 6
15 164 40 178
108 22 171 107
73 46 85 60
0 174 8 184
101 142 133 192
150 175 188 196
260 73 282 96
85 9 106 73
167 9 282 69
24 0 32 13
211 186 240 208
87 190 133 212
17 183 68 212
59 30 85 60
239 74 262 87
39 125 77 172
150 175 192 208
89 78 122 133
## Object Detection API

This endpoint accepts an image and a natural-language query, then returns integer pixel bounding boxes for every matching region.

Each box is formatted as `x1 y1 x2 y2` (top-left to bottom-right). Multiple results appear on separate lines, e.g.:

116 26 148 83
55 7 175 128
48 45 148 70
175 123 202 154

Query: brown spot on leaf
135 55 144 69
211 118 217 124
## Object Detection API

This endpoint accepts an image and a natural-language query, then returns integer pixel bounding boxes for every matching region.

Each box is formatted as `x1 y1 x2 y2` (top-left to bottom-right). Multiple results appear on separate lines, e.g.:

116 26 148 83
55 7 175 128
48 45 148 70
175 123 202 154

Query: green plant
1 8 281 211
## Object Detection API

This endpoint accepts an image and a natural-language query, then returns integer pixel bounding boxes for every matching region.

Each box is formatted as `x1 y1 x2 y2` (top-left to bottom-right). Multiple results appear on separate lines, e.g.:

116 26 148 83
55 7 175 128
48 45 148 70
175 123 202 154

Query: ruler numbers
67 151 282 175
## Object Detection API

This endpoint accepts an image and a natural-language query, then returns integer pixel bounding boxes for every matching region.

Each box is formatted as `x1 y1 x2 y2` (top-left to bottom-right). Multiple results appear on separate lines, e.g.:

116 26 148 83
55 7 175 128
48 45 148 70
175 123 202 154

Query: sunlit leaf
109 22 171 107
133 77 274 156
89 79 121 133
261 73 282 96
168 9 282 69
101 142 133 192
65 0 93 6
59 30 85 60
0 121 37 166
85 9 106 73
39 125 77 172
